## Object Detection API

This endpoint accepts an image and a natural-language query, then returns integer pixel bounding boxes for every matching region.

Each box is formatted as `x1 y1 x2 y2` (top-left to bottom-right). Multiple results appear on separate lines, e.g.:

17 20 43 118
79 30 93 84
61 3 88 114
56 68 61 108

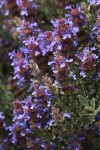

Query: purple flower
47 119 54 126
62 34 71 39
80 71 86 78
20 9 28 16
60 63 66 68
63 112 71 118
72 26 79 35
92 54 98 59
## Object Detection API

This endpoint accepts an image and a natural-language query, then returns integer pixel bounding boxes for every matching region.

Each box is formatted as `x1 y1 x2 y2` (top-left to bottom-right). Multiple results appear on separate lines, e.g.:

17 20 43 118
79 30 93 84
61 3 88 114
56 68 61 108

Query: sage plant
0 0 100 149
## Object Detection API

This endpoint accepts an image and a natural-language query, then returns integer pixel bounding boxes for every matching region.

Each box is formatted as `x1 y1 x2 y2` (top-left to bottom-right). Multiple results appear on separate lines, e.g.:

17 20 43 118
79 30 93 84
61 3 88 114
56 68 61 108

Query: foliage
0 0 100 149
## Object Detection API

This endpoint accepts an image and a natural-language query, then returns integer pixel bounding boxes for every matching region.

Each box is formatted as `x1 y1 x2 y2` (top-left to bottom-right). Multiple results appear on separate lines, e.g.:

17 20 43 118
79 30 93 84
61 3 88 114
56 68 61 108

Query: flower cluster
0 0 100 149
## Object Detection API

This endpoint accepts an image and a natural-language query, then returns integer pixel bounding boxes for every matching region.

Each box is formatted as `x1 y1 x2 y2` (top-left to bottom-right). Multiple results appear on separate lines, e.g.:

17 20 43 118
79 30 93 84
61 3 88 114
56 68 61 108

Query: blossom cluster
0 0 100 149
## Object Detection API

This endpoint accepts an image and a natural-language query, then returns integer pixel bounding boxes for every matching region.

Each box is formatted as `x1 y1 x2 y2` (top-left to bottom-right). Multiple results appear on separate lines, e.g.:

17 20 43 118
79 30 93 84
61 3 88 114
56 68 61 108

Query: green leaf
78 95 89 107
90 98 96 109
97 105 100 112
85 106 93 112
82 25 90 31
79 112 89 117
69 103 78 113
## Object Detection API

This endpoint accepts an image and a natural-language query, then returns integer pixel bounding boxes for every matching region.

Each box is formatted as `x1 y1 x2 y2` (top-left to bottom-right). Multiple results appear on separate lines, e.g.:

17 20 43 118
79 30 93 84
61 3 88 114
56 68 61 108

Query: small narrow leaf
78 95 89 107
85 106 93 112
90 98 96 109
